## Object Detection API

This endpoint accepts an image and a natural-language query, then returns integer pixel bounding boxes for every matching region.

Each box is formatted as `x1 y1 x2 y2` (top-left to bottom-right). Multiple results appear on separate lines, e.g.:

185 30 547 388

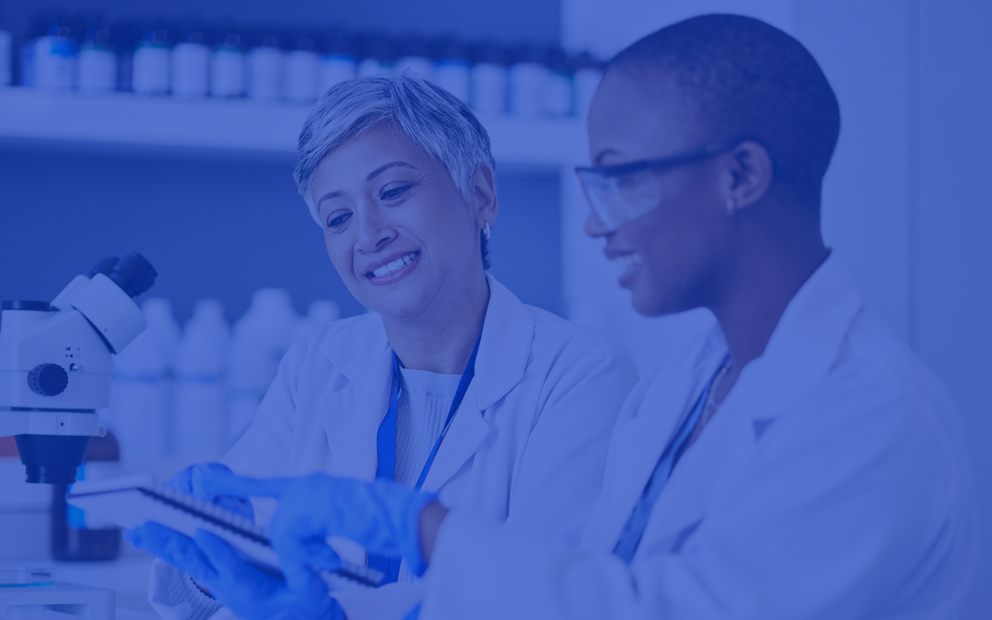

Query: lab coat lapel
420 275 533 492
581 328 728 553
634 256 866 554
316 315 393 481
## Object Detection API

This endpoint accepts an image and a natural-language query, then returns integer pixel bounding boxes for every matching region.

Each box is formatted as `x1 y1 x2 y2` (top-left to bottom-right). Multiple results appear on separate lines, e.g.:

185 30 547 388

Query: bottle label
247 47 285 101
33 37 78 91
508 62 550 117
471 63 507 114
284 50 318 103
78 47 117 93
211 49 244 98
172 43 210 97
133 45 171 95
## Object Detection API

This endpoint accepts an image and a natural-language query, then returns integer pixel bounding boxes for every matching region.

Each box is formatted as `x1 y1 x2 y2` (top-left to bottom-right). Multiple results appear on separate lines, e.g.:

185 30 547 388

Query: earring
726 198 736 217
483 222 491 240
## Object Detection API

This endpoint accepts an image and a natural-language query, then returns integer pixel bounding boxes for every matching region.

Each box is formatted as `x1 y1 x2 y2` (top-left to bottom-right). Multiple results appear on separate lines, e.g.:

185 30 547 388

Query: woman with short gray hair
134 73 638 620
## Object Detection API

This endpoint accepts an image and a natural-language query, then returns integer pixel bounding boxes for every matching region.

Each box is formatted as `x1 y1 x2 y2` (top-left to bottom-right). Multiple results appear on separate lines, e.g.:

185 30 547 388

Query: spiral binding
145 482 384 588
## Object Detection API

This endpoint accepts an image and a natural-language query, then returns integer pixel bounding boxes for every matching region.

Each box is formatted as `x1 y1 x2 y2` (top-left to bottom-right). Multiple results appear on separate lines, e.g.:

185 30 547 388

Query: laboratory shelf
0 87 589 166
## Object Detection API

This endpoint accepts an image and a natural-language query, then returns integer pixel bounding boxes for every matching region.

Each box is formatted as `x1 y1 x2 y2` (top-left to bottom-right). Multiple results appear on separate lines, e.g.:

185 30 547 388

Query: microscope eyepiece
108 252 158 299
89 255 120 278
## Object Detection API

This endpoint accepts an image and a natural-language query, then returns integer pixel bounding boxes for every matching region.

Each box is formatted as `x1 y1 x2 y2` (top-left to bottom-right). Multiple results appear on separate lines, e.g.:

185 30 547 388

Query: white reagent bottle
174 299 230 462
171 25 210 98
110 297 179 463
246 33 285 102
227 289 298 444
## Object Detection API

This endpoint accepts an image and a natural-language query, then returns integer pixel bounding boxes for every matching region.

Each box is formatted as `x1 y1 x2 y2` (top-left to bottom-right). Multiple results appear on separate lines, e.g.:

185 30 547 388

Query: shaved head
609 14 840 204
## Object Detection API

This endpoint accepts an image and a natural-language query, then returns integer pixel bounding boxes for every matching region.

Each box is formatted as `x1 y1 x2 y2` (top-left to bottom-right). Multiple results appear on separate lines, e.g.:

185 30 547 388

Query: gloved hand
125 522 343 620
167 462 254 522
196 471 437 587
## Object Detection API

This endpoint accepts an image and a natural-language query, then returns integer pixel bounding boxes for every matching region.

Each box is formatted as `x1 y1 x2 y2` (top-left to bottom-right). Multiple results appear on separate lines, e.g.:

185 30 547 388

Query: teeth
372 253 418 278
610 253 641 276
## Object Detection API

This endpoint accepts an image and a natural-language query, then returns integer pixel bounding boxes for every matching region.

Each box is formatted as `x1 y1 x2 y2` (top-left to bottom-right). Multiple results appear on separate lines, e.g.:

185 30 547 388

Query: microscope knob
27 363 69 397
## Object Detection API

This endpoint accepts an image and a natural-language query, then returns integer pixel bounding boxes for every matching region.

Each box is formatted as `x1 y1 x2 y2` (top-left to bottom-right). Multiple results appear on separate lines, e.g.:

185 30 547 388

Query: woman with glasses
127 73 638 620
134 15 976 620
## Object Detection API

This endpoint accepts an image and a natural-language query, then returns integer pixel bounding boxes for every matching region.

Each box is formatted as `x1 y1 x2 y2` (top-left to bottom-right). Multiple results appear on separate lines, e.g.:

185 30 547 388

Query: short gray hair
294 73 497 226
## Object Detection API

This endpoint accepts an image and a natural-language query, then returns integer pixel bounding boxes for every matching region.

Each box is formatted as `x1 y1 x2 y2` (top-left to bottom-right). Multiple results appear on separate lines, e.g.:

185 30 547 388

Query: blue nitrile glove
196 471 437 588
125 523 343 620
167 462 254 522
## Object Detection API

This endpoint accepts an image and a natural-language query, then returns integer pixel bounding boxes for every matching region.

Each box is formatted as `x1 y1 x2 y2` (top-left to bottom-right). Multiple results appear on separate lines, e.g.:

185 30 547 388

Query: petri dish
0 567 55 587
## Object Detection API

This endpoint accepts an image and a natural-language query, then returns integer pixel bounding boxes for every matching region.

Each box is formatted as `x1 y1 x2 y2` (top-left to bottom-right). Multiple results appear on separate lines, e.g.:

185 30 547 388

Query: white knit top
393 366 462 487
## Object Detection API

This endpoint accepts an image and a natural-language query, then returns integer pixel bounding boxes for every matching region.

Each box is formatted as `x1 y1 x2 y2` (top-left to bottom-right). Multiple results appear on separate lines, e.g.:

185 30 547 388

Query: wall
917 2 992 616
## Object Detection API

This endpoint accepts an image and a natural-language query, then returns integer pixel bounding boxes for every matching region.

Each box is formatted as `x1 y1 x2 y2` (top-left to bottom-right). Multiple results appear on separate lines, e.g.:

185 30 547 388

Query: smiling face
585 71 734 317
311 122 488 321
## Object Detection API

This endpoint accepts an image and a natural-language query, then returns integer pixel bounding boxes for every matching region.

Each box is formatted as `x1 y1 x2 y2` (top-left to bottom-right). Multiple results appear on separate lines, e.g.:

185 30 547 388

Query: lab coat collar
315 274 533 406
580 329 728 552
317 314 391 383
737 252 864 423
582 253 865 554
472 274 535 410
417 275 535 492
313 274 534 488
632 254 865 554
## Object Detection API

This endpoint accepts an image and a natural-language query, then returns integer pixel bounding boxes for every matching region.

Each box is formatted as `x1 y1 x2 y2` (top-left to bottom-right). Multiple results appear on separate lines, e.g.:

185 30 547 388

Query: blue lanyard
370 333 482 582
613 358 727 563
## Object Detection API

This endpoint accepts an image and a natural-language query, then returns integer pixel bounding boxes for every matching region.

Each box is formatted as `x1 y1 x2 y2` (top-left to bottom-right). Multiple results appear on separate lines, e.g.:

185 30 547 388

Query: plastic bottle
132 20 171 95
110 297 179 463
318 31 356 94
284 31 319 103
507 44 552 117
572 51 603 119
22 11 78 90
171 22 210 98
246 29 284 102
210 26 245 98
78 15 116 93
356 35 394 78
395 37 434 82
227 289 298 444
174 299 230 462
545 47 573 117
433 39 470 103
51 428 122 562
0 10 11 87
470 42 508 114
294 299 341 341
112 20 137 92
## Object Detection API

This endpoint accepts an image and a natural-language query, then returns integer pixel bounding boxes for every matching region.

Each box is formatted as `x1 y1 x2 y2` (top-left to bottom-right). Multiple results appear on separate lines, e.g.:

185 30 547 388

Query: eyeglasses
574 141 739 231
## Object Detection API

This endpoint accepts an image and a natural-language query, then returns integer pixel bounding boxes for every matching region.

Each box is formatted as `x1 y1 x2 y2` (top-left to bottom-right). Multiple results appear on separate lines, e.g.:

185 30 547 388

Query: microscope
0 253 157 484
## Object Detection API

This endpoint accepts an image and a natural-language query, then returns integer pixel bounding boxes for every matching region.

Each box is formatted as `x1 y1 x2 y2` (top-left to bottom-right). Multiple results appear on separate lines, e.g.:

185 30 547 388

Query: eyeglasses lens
579 170 662 231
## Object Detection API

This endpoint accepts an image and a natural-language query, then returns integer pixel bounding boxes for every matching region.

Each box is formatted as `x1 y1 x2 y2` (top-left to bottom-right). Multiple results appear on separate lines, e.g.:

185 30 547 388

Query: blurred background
0 0 989 618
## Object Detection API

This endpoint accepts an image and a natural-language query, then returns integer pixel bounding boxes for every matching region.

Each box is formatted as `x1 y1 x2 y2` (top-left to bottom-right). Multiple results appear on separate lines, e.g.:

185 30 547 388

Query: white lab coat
149 274 638 620
421 257 978 620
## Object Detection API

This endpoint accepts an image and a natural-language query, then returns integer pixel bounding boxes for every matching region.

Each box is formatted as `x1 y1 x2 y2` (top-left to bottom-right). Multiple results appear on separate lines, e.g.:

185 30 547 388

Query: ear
721 141 774 214
470 164 499 229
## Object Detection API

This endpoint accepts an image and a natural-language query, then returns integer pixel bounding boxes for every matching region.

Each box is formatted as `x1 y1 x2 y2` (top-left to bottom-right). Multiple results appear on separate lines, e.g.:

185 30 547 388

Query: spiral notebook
67 474 383 591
